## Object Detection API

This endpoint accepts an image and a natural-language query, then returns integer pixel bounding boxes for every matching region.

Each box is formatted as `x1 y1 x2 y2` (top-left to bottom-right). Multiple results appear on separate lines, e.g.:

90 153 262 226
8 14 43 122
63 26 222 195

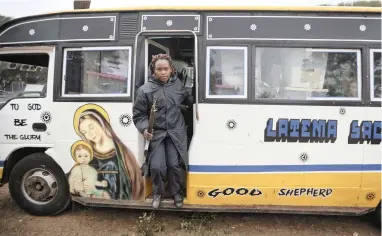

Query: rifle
141 95 157 176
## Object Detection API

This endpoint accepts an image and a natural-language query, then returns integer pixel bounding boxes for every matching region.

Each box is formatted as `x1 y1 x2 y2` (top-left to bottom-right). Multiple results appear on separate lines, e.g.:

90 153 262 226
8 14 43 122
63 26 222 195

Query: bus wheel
8 152 71 216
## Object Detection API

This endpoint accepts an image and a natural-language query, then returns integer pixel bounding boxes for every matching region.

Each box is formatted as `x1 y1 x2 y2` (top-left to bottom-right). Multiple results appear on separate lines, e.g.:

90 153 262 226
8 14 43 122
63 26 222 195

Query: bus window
0 53 49 106
370 49 381 101
206 46 248 99
62 46 132 97
254 48 361 101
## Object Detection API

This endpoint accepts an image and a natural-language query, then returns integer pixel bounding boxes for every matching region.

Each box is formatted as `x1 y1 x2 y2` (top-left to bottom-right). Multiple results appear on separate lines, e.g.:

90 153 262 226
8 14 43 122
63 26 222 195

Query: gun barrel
143 96 157 163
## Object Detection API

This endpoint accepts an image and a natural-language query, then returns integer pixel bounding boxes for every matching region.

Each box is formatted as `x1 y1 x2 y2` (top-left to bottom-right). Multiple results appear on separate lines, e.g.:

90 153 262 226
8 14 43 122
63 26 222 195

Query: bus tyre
8 152 71 216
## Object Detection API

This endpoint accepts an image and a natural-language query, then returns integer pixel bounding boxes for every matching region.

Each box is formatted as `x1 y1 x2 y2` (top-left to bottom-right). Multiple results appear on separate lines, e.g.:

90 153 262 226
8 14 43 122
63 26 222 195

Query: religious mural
68 103 144 200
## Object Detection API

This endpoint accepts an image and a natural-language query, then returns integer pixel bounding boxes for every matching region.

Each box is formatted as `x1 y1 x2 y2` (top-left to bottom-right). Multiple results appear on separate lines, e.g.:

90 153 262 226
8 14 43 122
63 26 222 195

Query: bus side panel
0 46 56 183
0 98 55 145
0 98 55 181
358 106 381 208
52 102 147 201
188 104 364 207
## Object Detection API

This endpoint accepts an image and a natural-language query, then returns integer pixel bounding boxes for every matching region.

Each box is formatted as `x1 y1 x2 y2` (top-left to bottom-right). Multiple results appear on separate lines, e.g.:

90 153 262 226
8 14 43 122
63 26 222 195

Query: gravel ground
0 184 380 236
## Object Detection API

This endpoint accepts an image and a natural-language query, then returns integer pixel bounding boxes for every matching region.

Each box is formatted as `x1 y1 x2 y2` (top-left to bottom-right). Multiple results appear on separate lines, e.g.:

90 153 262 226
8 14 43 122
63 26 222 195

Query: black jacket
132 75 193 169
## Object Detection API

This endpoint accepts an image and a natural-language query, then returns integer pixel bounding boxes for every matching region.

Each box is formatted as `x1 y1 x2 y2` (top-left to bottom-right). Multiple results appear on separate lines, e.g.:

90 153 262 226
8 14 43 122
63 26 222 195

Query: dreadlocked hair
149 53 177 77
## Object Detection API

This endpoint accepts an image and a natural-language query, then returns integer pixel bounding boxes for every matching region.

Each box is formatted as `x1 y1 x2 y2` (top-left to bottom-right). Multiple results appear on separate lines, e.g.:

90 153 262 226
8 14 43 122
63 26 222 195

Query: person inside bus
133 54 193 209
340 67 358 98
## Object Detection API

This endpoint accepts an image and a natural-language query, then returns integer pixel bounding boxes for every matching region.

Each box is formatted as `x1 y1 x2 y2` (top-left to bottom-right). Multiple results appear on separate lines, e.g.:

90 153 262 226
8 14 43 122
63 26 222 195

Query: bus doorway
140 36 195 200
145 37 195 95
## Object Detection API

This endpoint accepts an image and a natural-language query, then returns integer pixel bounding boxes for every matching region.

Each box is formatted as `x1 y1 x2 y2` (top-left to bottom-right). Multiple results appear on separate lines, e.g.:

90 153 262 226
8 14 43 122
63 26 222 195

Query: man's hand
143 129 153 141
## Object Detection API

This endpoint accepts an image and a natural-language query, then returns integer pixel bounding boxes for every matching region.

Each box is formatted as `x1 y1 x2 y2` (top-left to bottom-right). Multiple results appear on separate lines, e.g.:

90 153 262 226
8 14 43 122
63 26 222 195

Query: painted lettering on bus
27 103 41 111
10 104 19 111
278 188 332 198
208 187 262 198
14 119 27 127
264 118 337 143
4 134 18 140
19 134 41 141
4 134 41 141
348 120 381 144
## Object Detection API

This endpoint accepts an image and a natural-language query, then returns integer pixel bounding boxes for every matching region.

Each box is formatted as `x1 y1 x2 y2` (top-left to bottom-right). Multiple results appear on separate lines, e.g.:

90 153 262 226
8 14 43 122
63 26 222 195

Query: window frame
0 47 52 100
205 46 248 99
253 47 362 102
370 48 381 102
61 46 133 98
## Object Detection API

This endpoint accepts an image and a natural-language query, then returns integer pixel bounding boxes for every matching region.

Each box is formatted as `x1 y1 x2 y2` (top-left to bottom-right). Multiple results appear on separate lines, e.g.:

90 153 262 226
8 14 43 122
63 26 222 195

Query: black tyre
8 152 71 216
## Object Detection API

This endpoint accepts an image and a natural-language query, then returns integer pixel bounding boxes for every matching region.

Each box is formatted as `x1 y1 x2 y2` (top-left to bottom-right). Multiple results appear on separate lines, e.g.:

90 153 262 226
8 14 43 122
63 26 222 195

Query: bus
0 5 380 223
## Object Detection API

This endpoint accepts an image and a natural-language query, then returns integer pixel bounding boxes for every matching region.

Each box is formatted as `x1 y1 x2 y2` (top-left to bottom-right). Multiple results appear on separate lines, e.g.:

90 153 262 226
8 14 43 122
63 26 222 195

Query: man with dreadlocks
133 54 193 209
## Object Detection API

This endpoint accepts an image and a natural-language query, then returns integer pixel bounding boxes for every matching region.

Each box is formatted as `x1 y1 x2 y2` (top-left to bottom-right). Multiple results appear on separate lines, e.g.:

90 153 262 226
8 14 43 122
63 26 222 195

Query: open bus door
132 30 199 200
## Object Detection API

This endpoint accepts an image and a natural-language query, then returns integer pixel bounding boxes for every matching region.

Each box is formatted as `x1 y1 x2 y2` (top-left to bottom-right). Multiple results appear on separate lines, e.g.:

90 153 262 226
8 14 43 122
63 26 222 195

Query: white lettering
4 62 45 72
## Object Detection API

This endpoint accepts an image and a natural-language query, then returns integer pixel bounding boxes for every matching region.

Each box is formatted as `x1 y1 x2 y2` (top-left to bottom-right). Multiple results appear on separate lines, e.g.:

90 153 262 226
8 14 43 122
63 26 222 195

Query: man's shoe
173 193 183 208
152 194 162 209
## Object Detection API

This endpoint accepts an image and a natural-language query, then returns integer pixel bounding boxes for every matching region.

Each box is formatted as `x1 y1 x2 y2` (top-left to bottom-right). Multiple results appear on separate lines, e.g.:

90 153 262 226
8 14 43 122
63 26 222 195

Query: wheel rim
21 168 58 205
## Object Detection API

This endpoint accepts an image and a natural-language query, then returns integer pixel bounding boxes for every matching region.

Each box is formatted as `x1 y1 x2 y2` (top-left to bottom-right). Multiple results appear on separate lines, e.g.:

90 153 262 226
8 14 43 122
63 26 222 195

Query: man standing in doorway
133 54 193 209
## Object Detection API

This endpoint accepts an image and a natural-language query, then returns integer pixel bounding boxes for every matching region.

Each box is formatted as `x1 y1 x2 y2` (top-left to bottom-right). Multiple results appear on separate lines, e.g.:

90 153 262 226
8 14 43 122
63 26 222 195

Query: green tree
321 0 381 7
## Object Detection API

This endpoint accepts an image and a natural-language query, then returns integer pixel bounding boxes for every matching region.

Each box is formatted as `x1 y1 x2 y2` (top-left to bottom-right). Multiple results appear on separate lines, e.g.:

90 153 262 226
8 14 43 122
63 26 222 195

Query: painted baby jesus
68 141 111 199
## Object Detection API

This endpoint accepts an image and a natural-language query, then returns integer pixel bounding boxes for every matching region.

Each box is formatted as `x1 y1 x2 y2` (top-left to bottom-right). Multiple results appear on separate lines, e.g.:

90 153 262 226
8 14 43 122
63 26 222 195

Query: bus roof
0 5 380 45
42 5 382 15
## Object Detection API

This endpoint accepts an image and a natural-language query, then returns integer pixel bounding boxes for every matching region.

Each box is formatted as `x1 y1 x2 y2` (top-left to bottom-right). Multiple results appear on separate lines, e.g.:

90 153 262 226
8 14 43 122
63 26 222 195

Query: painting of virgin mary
73 104 144 200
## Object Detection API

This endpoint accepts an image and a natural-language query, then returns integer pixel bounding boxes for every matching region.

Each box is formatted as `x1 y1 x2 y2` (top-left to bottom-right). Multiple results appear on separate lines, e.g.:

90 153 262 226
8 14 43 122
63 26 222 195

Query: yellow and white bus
0 5 380 222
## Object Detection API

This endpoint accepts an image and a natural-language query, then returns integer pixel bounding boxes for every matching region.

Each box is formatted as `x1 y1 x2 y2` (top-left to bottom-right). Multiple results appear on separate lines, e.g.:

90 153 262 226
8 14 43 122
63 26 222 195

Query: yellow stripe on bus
186 172 381 208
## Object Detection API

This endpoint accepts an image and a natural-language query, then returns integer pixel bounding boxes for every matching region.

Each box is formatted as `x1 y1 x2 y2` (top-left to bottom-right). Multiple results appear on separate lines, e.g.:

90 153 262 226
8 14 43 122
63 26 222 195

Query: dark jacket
132 75 193 171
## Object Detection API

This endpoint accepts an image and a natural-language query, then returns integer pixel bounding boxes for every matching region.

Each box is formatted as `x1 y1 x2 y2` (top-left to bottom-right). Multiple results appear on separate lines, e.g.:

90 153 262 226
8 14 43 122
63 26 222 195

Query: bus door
54 45 147 203
133 31 198 199
0 47 56 179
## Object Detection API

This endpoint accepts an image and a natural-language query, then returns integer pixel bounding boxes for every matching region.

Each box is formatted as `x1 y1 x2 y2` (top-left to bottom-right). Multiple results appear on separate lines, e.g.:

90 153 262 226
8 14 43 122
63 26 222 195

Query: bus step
71 197 375 216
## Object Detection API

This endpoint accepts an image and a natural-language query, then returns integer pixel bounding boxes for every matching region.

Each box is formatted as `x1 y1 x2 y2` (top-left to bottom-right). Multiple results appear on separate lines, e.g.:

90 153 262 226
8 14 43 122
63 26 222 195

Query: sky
0 0 356 19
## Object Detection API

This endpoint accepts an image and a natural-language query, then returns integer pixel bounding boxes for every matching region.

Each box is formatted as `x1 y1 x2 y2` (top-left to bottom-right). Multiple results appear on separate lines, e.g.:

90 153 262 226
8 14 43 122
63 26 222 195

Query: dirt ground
0 185 380 236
